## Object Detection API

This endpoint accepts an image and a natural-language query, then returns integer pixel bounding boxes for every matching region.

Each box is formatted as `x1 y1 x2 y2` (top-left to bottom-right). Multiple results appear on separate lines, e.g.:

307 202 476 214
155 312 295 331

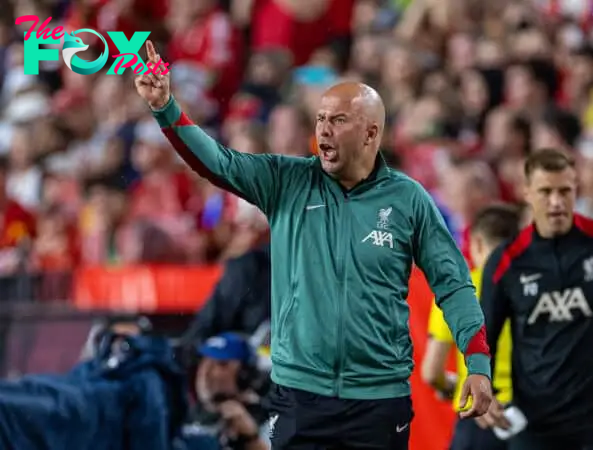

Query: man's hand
134 40 170 110
218 400 260 440
458 374 493 419
475 398 511 430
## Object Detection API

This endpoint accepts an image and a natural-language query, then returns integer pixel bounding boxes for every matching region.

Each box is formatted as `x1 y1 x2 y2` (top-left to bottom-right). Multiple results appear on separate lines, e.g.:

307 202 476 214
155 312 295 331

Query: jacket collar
317 152 391 196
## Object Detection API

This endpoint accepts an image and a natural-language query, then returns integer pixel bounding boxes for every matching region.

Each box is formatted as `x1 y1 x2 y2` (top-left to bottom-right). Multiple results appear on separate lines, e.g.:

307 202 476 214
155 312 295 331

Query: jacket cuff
466 353 492 379
151 95 180 128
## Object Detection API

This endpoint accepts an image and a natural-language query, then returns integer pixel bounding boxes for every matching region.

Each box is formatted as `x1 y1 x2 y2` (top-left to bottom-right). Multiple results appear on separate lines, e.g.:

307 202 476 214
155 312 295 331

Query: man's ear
365 124 379 145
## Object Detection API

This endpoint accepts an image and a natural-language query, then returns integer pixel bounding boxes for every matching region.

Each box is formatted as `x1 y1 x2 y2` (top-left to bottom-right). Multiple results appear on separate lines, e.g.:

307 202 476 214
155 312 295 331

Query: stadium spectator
532 106 582 153
267 104 312 157
179 332 268 450
128 118 194 243
248 0 354 68
0 157 35 276
63 0 169 54
78 178 129 265
438 158 501 265
167 0 244 118
577 138 593 218
31 205 79 273
7 123 43 211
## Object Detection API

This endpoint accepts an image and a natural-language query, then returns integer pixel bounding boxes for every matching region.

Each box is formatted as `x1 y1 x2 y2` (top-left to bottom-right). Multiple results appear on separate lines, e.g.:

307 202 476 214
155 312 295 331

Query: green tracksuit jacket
153 96 491 400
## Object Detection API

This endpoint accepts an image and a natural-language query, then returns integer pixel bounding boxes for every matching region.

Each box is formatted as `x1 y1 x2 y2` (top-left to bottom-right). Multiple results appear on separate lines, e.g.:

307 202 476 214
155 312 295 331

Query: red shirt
129 171 192 221
35 225 80 271
0 201 36 248
64 0 168 55
251 0 354 66
167 7 244 114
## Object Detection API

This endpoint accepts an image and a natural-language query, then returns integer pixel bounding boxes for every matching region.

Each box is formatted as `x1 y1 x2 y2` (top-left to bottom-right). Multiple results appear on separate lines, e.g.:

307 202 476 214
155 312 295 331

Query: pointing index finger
146 40 157 62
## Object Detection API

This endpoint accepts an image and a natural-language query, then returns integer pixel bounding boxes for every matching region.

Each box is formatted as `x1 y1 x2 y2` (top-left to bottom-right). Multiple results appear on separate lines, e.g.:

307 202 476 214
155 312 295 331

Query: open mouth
319 143 337 161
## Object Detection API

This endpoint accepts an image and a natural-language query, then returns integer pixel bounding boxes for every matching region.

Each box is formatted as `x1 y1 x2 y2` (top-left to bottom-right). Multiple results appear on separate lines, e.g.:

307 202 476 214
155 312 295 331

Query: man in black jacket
186 243 271 347
480 148 593 450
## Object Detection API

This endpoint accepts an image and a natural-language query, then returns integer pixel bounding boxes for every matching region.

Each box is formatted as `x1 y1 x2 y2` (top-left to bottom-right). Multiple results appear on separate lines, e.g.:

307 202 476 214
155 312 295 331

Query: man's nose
549 192 564 208
319 122 332 137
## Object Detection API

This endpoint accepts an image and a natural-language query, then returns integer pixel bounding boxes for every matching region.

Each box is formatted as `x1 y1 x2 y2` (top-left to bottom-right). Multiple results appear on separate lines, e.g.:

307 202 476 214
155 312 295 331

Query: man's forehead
318 94 362 114
530 168 577 186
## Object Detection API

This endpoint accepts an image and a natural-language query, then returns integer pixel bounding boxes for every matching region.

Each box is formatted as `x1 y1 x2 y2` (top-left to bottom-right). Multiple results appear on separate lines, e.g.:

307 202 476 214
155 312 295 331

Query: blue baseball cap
198 332 251 364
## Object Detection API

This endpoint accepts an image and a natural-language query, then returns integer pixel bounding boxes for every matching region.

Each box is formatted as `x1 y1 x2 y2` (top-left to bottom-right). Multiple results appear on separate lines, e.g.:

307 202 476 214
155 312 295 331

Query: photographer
179 332 269 450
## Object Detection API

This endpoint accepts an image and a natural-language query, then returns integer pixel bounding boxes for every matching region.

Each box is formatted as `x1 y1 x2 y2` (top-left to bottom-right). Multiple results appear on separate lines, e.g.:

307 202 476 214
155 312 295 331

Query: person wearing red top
438 158 501 268
166 0 244 117
250 0 354 67
31 207 80 273
0 201 35 249
129 119 193 223
0 159 36 276
63 0 168 55
128 118 199 262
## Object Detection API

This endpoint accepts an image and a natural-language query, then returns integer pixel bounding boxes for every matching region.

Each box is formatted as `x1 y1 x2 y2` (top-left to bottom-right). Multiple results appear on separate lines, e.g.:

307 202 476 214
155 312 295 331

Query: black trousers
265 384 414 450
509 430 593 450
449 418 507 450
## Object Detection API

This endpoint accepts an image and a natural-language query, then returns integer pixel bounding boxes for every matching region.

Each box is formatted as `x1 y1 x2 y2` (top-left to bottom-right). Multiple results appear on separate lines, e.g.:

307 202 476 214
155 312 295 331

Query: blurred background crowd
1 0 593 448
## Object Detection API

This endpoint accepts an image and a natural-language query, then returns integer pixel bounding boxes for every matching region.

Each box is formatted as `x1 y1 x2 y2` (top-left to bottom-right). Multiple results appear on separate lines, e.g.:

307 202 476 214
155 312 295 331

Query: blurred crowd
2 0 593 278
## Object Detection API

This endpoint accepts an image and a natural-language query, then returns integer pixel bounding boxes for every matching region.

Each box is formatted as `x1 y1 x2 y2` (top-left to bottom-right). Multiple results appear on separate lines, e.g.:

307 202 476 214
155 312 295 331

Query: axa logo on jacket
528 287 593 324
362 207 394 248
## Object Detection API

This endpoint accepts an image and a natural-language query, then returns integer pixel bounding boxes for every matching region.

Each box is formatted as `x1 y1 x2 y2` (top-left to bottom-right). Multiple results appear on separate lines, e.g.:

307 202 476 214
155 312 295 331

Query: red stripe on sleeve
173 112 194 127
161 127 244 200
465 325 490 357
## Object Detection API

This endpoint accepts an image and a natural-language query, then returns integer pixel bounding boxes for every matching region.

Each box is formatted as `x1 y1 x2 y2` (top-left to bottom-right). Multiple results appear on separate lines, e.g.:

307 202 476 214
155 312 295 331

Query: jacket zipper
334 193 349 396
552 239 564 289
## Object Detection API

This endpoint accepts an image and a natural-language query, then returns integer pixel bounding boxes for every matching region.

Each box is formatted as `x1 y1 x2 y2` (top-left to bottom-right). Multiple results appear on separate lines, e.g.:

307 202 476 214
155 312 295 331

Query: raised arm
135 41 282 215
411 184 491 379
152 97 281 214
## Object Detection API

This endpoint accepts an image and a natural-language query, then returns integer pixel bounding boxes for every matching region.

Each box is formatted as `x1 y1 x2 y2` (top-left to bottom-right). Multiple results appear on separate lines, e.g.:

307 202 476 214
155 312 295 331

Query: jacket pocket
390 299 401 360
276 285 297 356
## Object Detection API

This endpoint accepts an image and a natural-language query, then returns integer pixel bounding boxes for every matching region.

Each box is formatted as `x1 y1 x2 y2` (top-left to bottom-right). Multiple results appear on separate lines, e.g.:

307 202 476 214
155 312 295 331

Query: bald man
136 41 493 450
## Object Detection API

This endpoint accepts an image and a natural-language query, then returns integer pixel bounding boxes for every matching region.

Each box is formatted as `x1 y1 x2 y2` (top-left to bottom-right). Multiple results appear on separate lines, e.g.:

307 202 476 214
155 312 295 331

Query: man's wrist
151 95 181 128
149 94 172 112
466 353 492 379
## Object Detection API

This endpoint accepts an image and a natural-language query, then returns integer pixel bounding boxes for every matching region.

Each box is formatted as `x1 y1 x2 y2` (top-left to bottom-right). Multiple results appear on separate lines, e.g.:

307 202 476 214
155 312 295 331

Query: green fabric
392 0 413 10
153 97 490 399
466 354 491 378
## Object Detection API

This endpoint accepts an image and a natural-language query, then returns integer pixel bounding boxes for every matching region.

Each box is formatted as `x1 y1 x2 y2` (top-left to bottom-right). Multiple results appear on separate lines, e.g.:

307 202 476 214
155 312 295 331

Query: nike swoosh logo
520 273 542 284
396 423 409 433
306 204 325 210
268 414 279 438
